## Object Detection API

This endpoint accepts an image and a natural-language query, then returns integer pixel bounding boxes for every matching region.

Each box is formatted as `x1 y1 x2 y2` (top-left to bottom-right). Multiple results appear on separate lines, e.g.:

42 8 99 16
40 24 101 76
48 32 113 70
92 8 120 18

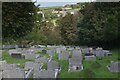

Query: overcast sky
32 0 95 7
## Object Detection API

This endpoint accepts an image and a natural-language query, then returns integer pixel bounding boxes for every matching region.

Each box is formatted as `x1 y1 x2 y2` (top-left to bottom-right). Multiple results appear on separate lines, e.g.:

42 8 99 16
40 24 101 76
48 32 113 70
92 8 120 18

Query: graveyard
0 45 119 79
1 1 120 79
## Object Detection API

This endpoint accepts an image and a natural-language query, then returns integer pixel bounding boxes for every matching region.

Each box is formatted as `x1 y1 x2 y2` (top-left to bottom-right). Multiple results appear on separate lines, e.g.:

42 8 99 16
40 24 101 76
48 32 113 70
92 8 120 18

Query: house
68 58 83 72
107 62 120 72
85 55 96 61
47 60 59 71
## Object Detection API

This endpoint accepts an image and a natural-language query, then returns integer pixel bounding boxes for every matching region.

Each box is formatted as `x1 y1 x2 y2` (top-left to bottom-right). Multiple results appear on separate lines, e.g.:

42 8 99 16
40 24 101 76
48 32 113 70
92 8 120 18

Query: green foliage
77 2 120 48
2 2 38 40
58 13 79 45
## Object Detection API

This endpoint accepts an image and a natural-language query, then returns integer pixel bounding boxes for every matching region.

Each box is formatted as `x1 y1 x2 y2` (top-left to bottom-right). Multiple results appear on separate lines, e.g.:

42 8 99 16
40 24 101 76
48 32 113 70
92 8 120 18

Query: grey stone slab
35 57 48 63
3 69 25 78
24 62 41 71
25 53 39 59
58 51 69 60
108 62 120 72
85 55 96 61
95 50 105 57
69 58 83 72
47 60 59 71
34 70 55 78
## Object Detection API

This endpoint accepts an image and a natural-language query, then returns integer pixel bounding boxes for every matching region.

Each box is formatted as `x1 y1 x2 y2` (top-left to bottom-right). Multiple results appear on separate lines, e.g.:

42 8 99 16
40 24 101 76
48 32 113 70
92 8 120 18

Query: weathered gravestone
42 50 47 54
24 62 41 71
85 55 96 61
47 50 55 57
3 69 25 78
69 58 83 72
58 51 69 60
35 57 48 63
47 60 59 71
34 70 56 78
108 62 120 72
25 53 39 59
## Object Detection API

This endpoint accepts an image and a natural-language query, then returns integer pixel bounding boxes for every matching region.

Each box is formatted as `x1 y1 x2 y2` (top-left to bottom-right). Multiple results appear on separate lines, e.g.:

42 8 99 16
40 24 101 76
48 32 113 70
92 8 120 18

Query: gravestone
25 53 39 59
85 55 96 61
34 70 55 78
11 52 22 58
35 57 48 63
47 50 55 57
3 69 25 78
108 62 120 72
42 50 47 54
58 51 69 60
56 48 61 54
24 62 41 71
69 58 83 72
95 50 105 57
47 60 59 71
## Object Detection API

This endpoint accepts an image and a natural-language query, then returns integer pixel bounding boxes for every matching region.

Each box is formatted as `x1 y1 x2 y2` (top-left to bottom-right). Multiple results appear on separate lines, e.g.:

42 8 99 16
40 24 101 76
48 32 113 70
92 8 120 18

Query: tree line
2 2 120 49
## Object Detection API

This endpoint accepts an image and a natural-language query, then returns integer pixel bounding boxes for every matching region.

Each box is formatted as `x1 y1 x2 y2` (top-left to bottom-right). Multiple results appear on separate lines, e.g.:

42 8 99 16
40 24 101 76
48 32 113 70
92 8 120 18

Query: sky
32 0 96 7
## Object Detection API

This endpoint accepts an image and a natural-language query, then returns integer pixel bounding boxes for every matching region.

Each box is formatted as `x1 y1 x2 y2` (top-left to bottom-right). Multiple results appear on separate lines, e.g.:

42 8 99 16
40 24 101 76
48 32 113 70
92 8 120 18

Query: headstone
24 62 41 71
58 51 69 60
35 57 48 63
85 55 96 61
47 60 59 71
11 52 22 58
34 70 55 78
42 50 47 54
95 50 105 57
69 58 83 72
3 69 25 78
47 50 55 56
25 53 39 59
108 62 120 72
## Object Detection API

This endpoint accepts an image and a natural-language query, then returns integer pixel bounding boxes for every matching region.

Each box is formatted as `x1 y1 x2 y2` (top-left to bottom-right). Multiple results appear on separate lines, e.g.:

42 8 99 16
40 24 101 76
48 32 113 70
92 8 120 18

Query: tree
2 2 39 43
58 13 80 45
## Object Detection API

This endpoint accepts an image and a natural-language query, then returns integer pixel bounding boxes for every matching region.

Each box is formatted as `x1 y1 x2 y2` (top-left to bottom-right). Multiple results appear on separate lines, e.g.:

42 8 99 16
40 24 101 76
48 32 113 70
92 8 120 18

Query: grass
2 49 120 78
2 52 35 68
57 49 120 78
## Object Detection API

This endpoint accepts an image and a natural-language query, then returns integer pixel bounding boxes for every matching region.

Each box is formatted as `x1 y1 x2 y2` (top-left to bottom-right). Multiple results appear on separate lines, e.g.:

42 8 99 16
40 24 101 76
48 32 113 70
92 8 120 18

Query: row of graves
0 45 120 79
